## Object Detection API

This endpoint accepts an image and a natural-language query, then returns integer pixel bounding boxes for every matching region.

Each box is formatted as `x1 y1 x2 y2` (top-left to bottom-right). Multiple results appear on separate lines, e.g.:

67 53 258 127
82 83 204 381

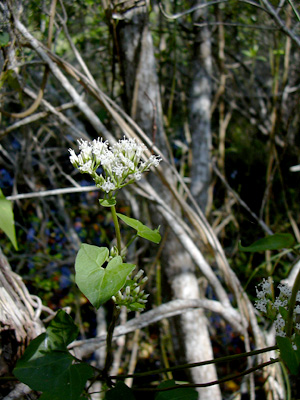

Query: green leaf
75 244 135 308
238 233 295 253
117 213 161 244
101 256 135 304
105 381 136 400
154 379 198 400
13 310 93 400
0 189 18 250
99 198 116 207
277 336 300 375
15 353 93 399
14 351 73 391
46 309 79 349
0 32 9 47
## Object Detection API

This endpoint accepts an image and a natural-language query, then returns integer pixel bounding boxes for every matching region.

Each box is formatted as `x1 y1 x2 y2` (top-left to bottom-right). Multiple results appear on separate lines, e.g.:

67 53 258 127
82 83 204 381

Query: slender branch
0 101 76 138
260 0 300 47
159 0 231 20
1 0 59 118
7 186 99 201
69 298 246 354
287 0 300 22
110 205 122 254
111 345 278 379
13 18 115 141
132 358 280 391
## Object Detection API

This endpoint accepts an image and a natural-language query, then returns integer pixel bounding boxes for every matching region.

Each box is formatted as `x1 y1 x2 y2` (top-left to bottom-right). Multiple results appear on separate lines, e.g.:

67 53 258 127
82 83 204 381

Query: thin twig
7 186 100 201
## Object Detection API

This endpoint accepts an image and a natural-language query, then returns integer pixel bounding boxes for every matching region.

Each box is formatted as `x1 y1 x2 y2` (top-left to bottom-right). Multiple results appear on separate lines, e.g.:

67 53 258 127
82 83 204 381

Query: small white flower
69 149 79 165
278 283 292 297
295 305 300 314
79 160 93 174
99 150 114 168
112 163 125 177
134 171 142 181
69 136 161 193
92 137 108 154
255 300 267 313
77 139 90 151
274 314 286 336
273 298 288 310
146 155 162 169
100 178 116 193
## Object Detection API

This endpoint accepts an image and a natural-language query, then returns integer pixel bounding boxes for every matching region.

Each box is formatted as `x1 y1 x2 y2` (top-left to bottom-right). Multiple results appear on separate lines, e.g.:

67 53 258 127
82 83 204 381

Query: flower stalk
110 205 122 254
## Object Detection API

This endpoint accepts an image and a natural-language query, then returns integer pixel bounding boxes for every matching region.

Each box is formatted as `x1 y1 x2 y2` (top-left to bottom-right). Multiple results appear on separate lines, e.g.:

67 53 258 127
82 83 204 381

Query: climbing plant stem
111 205 122 254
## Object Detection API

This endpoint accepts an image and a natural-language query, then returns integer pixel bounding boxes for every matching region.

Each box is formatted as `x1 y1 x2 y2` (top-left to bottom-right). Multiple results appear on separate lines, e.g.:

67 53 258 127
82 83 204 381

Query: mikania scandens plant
12 136 163 400
69 135 161 313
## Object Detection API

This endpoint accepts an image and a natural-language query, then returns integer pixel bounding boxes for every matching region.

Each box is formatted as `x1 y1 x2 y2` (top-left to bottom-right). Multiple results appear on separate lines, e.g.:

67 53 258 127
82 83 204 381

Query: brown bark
0 247 45 397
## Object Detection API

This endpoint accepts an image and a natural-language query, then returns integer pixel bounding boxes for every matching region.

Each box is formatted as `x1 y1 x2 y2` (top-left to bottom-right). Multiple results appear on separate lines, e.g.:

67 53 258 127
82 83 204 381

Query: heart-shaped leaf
0 189 18 250
13 310 93 400
14 352 93 399
75 244 135 308
238 233 294 253
117 213 161 244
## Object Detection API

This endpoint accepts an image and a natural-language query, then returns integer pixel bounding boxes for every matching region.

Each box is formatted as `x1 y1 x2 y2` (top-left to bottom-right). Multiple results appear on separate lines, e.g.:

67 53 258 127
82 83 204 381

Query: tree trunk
189 0 212 212
111 3 221 398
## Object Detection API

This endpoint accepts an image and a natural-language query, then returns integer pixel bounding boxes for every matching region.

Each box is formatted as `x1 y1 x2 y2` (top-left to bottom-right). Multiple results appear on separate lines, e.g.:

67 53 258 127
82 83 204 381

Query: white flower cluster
69 136 161 194
112 269 149 312
255 278 300 337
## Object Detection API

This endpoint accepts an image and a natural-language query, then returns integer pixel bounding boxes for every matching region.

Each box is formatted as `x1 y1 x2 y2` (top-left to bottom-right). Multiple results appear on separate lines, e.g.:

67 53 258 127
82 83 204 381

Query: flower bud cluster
112 269 149 312
255 278 300 338
69 136 161 194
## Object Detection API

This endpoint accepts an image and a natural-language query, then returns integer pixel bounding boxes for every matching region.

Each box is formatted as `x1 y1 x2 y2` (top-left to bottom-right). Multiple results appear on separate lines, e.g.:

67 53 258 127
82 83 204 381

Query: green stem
286 267 300 337
111 205 122 254
125 233 138 249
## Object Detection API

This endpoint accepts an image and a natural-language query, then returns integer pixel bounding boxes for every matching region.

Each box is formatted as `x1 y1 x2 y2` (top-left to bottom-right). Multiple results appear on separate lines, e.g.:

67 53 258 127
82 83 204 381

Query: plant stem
111 205 122 254
102 305 120 383
286 267 300 337
125 233 138 249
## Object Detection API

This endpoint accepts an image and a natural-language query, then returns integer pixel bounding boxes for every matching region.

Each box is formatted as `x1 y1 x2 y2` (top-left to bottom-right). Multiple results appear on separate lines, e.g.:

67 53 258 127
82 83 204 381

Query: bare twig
6 186 100 201
69 298 243 354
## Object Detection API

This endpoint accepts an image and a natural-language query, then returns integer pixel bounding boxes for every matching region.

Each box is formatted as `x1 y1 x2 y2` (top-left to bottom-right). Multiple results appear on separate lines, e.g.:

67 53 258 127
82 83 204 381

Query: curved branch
69 298 243 355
